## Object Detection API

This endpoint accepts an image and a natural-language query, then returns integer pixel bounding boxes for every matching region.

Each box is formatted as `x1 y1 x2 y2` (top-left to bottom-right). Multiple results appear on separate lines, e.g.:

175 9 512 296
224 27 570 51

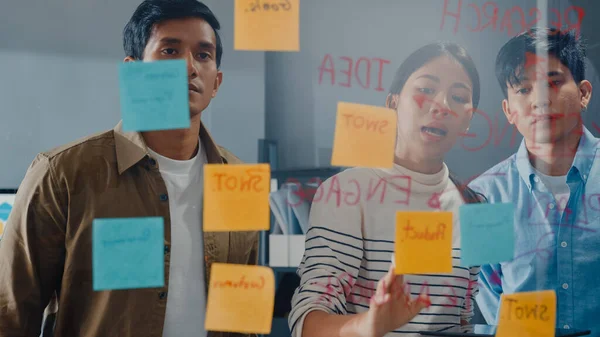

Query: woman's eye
452 95 469 104
418 87 435 95
162 48 177 55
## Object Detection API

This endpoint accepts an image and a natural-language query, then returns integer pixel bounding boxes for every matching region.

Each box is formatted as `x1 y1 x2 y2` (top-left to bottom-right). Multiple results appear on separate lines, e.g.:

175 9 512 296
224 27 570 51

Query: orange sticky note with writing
203 164 270 232
394 211 453 274
205 263 275 334
496 290 556 337
234 0 300 51
331 102 396 169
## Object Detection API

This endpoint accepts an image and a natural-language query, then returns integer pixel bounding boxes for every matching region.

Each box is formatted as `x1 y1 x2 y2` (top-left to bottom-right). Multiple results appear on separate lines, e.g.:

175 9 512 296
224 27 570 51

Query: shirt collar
113 120 226 174
516 126 599 191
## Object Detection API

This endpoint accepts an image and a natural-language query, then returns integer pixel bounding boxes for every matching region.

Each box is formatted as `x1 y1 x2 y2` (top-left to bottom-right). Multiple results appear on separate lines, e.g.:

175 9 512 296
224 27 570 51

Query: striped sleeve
288 178 364 337
461 265 480 322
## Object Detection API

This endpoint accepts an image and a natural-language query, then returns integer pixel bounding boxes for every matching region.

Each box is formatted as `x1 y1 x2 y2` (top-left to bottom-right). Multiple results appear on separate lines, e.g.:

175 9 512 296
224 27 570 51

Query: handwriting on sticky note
234 0 299 51
459 203 515 267
395 211 453 274
212 169 266 193
341 112 390 134
92 217 164 291
119 59 190 132
205 263 274 334
331 102 396 169
245 0 292 12
400 220 447 241
204 164 270 232
496 290 556 337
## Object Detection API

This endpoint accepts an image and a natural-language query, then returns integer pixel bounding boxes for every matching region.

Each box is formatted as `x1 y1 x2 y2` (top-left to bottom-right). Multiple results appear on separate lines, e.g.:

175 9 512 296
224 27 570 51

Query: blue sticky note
118 59 190 131
0 202 12 221
459 203 515 267
92 217 164 291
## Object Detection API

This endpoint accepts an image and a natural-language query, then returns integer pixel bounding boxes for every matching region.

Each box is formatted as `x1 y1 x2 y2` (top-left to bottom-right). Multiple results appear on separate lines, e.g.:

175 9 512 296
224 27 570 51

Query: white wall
0 0 265 188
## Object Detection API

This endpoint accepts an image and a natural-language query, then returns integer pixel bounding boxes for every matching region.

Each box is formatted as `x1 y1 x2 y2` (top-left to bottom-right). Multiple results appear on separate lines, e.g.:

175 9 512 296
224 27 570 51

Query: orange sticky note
331 102 396 168
0 220 4 236
205 263 275 334
234 0 300 51
496 290 556 337
203 164 270 232
394 211 453 274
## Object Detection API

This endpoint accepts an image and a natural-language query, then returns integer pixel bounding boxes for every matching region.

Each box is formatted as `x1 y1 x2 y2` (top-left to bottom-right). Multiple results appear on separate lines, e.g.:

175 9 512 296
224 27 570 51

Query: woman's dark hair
449 174 487 204
123 0 223 68
388 42 481 110
495 27 586 98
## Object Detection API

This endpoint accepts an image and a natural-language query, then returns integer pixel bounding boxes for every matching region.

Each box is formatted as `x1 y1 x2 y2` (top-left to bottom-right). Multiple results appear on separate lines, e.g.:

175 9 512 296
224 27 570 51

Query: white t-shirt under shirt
147 140 207 337
289 163 480 337
534 169 570 217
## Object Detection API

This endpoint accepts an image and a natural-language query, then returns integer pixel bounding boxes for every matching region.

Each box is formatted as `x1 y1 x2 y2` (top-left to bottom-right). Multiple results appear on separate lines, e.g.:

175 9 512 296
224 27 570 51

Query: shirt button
549 203 556 209
164 245 170 254
561 241 568 248
160 194 168 201
564 325 570 329
159 291 167 299
149 158 157 166
562 283 569 289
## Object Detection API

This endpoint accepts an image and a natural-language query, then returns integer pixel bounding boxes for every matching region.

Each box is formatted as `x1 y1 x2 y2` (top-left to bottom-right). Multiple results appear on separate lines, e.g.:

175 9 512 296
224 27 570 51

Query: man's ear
386 94 399 110
579 79 592 111
502 99 517 125
212 71 223 98
123 56 136 63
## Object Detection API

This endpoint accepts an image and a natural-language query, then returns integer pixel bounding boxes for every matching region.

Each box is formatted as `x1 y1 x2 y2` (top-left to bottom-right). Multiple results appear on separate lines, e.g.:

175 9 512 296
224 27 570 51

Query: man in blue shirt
469 27 599 332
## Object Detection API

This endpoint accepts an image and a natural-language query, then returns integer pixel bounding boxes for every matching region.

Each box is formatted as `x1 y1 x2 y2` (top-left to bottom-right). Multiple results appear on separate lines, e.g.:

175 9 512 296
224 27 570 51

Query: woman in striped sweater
289 42 483 337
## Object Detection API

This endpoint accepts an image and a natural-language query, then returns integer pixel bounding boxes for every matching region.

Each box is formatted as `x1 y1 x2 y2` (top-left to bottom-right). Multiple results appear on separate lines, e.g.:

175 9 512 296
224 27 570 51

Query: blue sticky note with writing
459 203 515 267
118 59 190 131
92 217 164 291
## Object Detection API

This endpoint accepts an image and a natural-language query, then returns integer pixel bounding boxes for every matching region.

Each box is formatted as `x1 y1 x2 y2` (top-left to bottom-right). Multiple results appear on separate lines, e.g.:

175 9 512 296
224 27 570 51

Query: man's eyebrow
197 41 216 50
416 74 440 82
158 37 182 44
547 71 564 77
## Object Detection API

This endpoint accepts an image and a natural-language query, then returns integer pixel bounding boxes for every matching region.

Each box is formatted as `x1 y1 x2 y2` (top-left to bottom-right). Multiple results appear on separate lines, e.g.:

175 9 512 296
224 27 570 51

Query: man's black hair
388 41 481 110
495 27 586 98
123 0 223 68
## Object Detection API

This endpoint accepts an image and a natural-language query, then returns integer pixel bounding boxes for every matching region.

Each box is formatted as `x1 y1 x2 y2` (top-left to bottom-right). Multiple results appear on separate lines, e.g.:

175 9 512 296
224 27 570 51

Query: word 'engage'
440 0 585 37
313 273 477 311
318 54 391 92
212 169 265 193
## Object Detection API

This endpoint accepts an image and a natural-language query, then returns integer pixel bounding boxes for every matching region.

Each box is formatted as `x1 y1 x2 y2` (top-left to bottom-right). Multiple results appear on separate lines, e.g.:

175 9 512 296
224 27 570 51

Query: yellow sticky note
234 0 300 51
496 290 556 337
205 263 275 334
0 220 4 236
331 102 397 168
395 211 453 274
203 164 270 232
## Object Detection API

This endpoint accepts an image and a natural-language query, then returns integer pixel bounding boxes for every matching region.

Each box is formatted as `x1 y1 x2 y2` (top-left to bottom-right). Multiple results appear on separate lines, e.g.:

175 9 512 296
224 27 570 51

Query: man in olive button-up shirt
0 1 258 337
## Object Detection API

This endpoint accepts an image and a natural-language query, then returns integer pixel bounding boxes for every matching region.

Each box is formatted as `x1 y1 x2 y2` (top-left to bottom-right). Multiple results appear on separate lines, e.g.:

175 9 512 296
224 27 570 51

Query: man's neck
142 114 202 161
525 126 582 176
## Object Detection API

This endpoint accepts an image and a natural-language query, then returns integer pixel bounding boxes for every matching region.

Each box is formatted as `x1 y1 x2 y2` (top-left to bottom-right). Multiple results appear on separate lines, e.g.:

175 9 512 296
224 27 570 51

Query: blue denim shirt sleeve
477 263 502 324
